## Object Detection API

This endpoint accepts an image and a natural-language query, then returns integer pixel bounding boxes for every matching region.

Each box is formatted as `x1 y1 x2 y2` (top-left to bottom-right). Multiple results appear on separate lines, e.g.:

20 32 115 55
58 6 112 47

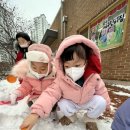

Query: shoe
59 116 72 125
86 122 98 130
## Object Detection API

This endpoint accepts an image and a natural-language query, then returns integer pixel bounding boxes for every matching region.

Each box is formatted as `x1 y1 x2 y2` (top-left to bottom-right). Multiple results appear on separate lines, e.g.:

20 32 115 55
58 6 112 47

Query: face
31 61 48 74
63 52 86 69
17 37 29 45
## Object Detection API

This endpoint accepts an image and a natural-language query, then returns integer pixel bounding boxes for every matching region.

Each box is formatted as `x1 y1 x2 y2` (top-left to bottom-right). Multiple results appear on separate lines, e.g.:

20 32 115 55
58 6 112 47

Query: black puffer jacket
14 32 35 62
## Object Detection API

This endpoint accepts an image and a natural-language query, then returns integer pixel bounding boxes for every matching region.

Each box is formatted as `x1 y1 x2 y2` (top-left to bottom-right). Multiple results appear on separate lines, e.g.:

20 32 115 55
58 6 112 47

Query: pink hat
26 43 52 63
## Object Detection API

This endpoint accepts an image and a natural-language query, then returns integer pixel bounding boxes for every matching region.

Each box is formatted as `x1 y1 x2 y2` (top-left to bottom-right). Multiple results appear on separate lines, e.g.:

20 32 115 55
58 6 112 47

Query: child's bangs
61 43 88 63
61 47 75 62
75 45 86 60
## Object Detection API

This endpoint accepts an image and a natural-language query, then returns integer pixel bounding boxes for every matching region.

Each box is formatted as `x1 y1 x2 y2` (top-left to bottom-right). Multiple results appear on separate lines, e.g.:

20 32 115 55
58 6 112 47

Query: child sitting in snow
0 43 55 106
20 35 111 130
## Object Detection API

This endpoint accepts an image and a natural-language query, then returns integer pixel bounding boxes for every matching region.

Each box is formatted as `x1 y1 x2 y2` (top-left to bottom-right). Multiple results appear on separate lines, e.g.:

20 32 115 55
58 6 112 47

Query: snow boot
56 107 77 125
59 116 72 125
82 114 98 130
86 122 98 130
59 114 77 125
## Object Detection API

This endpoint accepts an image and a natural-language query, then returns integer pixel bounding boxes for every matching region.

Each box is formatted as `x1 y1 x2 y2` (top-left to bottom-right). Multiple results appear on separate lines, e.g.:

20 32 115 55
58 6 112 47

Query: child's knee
94 95 107 110
87 95 107 118
58 99 76 116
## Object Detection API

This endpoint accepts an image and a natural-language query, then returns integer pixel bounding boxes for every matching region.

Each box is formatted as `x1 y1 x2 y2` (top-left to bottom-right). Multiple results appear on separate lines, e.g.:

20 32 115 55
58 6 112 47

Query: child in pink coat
6 43 55 106
20 35 110 130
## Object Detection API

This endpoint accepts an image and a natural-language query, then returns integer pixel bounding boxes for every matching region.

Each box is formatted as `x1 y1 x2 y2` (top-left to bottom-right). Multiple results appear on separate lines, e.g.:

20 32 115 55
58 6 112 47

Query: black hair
61 43 92 63
15 32 35 53
16 32 30 41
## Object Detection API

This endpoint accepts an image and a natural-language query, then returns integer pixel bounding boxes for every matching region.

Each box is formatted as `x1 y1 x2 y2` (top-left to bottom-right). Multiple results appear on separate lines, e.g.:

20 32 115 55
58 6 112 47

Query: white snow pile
111 84 130 91
0 79 112 130
0 79 20 101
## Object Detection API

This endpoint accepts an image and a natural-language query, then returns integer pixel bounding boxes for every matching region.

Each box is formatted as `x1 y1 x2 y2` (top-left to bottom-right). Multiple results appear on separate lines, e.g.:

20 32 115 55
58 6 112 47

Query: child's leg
57 98 79 117
56 99 78 125
28 100 33 107
81 95 106 119
27 98 37 107
80 95 106 130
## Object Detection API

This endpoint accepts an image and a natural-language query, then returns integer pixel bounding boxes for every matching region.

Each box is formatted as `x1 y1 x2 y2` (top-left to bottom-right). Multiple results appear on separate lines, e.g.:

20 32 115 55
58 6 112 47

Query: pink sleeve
31 81 61 118
95 78 111 109
16 78 32 97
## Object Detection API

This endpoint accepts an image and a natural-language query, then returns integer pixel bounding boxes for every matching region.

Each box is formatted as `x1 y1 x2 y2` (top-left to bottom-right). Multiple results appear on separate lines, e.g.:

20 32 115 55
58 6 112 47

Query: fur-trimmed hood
11 59 29 79
10 59 55 79
55 35 101 79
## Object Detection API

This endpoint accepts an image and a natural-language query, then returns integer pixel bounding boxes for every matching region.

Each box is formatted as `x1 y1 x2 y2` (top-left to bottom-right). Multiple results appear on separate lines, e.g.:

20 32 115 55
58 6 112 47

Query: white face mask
29 65 49 79
20 42 28 48
65 65 85 81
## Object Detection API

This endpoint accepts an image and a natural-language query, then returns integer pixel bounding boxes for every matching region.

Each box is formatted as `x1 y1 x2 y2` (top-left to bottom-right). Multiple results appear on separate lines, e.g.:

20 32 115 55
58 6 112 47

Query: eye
32 66 36 70
64 66 69 69
75 65 80 67
41 69 45 71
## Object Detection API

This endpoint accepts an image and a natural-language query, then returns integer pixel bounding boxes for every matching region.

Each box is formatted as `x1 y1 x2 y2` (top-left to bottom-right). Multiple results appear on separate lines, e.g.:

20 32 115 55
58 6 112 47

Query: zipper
79 73 95 103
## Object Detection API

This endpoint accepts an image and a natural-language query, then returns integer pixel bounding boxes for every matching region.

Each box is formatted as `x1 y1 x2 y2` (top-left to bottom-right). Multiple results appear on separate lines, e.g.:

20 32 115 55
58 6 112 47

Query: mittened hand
10 93 18 105
20 113 39 130
21 128 27 130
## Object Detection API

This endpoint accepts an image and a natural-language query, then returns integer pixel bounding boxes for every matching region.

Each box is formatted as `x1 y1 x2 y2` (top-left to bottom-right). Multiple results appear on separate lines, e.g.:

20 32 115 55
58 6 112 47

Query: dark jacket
14 41 34 63
111 98 130 130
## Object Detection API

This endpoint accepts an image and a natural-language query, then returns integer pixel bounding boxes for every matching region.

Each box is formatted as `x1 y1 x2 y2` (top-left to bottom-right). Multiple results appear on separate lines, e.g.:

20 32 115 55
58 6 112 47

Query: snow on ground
113 91 130 97
0 97 112 130
2 79 129 130
111 84 130 91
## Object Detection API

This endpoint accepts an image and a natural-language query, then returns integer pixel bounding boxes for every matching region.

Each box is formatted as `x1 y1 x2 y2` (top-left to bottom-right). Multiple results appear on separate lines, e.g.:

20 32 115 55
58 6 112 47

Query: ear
28 41 31 45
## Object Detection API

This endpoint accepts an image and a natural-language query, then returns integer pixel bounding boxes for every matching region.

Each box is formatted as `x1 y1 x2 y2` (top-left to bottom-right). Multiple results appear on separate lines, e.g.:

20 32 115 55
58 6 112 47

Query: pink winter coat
31 35 110 118
11 59 55 101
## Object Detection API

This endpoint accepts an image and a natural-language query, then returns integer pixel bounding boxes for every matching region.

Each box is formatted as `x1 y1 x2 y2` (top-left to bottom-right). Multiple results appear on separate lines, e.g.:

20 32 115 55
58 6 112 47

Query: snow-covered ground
1 79 129 130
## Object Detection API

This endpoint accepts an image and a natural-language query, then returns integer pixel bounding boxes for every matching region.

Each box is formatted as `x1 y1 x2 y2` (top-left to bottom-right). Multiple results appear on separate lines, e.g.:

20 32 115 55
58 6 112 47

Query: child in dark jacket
15 32 35 62
111 98 130 130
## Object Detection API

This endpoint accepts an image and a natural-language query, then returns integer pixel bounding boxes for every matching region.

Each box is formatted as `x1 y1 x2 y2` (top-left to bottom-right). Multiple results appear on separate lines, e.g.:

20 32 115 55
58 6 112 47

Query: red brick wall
50 10 62 52
50 0 130 81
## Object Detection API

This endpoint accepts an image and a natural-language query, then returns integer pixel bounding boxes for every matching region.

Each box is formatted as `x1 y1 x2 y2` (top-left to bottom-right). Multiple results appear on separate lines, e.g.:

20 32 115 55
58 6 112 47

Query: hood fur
11 59 29 79
10 59 56 79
